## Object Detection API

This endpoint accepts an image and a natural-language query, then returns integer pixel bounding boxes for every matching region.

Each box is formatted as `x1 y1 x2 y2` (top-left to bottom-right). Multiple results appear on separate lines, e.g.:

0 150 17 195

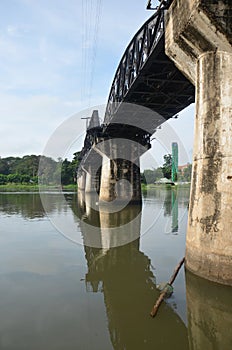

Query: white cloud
6 25 18 36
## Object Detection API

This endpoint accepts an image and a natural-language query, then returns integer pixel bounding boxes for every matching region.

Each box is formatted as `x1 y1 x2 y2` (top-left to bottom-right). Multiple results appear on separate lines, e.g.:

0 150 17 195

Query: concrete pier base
78 149 102 194
77 171 86 191
98 140 142 204
85 168 96 193
98 155 115 202
99 155 141 204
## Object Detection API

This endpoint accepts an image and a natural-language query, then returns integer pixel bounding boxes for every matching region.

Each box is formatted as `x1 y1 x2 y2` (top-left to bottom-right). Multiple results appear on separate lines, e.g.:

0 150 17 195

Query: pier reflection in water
75 190 189 349
0 190 231 349
186 270 232 350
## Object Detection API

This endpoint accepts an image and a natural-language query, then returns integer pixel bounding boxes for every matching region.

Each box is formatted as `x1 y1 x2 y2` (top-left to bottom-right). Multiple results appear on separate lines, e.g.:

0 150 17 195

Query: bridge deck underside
105 35 195 137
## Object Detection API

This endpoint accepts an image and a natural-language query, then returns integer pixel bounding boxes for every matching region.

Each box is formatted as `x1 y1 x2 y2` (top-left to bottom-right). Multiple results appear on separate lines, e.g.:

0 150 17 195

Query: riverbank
0 183 190 192
142 183 191 191
0 184 78 192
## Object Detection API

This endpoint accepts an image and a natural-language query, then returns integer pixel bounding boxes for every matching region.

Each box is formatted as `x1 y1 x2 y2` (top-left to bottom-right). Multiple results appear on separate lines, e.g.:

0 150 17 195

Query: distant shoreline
0 183 190 193
0 184 77 192
142 183 191 190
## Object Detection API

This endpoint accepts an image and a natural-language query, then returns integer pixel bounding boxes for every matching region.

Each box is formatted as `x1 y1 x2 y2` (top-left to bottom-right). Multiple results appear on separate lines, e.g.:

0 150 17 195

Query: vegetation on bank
141 154 192 185
0 154 80 186
2 183 79 193
0 183 78 192
0 153 191 192
0 182 189 193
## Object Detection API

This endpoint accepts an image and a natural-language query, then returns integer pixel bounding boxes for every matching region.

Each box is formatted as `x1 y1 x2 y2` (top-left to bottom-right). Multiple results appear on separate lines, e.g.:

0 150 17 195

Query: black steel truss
105 11 165 122
104 9 195 128
79 7 195 166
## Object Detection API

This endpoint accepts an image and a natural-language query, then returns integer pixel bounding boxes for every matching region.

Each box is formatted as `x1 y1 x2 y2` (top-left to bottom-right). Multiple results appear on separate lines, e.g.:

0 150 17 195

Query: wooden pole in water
150 257 185 318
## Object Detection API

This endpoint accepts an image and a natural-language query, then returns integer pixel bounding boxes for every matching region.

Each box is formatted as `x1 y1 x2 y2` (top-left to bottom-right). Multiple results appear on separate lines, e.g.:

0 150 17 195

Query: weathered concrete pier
166 0 232 285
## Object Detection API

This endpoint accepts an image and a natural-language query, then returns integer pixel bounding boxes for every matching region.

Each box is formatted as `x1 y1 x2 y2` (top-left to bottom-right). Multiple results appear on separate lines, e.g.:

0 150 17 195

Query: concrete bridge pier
83 164 102 194
79 149 102 194
114 158 142 202
166 0 232 284
99 156 142 204
77 169 86 191
98 154 114 202
98 140 142 204
186 51 232 284
84 167 96 193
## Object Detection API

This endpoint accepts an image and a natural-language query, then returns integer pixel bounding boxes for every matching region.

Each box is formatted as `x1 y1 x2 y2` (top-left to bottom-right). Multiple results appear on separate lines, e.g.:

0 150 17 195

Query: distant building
178 164 190 175
178 163 192 182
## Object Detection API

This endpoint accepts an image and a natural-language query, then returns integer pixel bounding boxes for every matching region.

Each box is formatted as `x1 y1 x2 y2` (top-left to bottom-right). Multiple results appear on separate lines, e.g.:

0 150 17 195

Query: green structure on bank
171 142 178 182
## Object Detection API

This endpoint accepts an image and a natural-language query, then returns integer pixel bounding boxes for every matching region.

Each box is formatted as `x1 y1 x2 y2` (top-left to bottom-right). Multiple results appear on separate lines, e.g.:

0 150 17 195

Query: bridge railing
105 10 164 123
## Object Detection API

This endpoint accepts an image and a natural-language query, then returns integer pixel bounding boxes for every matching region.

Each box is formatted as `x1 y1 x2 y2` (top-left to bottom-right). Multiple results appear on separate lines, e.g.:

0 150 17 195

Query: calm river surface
0 188 231 350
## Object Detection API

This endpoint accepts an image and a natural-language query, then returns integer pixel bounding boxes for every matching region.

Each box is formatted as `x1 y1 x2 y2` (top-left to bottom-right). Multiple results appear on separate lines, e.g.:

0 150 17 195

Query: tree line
0 153 80 185
0 153 192 186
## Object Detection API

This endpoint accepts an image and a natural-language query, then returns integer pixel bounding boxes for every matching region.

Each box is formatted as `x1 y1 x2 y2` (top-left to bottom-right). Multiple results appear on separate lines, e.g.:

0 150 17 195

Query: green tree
141 167 164 184
71 152 80 181
0 174 7 184
0 152 81 185
38 156 58 184
61 158 73 185
0 158 9 174
4 157 21 174
162 154 172 179
61 153 80 185
154 167 163 181
183 163 192 182
7 174 22 183
143 169 156 184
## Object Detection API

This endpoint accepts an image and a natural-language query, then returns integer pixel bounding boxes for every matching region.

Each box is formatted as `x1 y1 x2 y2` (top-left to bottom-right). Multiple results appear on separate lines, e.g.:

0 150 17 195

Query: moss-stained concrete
165 0 232 285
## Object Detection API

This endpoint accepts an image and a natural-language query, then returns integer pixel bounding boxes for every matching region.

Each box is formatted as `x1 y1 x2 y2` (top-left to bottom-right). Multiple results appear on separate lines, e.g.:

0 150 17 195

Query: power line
81 0 102 107
89 0 102 107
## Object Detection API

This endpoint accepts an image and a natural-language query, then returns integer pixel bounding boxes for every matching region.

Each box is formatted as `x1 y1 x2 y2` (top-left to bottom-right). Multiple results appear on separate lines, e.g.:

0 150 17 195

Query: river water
0 189 231 350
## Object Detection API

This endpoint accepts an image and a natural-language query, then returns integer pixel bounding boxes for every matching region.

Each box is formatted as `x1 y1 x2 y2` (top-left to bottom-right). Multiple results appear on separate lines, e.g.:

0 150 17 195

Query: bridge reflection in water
75 189 189 349
74 189 232 349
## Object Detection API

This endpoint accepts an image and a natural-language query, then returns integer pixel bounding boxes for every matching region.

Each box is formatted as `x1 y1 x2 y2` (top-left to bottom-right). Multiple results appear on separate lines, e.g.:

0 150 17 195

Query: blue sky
0 0 195 166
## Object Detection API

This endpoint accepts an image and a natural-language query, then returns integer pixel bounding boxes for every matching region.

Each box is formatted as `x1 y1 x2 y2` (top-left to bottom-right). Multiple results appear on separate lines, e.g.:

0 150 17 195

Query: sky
0 0 195 167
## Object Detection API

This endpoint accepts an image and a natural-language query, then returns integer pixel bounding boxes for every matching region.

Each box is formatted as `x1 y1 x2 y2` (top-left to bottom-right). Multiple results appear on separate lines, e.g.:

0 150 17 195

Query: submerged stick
169 257 185 285
150 289 167 318
150 257 185 318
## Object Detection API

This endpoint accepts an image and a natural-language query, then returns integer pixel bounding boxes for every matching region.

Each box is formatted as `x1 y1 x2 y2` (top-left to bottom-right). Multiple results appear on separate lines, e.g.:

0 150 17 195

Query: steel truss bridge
79 1 195 165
